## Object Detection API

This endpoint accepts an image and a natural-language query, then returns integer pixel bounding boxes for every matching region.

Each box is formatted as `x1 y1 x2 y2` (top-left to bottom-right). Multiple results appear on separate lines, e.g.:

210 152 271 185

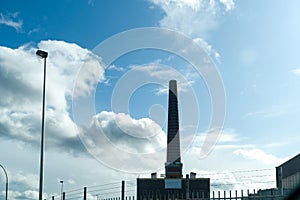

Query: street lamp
0 164 8 200
60 180 63 200
36 49 48 200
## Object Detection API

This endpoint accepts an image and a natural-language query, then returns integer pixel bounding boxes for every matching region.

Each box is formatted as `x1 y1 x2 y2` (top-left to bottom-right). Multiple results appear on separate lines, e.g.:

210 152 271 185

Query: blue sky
1 0 300 199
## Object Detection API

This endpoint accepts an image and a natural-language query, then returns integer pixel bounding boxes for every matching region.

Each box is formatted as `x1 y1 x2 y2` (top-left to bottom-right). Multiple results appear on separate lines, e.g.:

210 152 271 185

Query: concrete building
136 80 210 200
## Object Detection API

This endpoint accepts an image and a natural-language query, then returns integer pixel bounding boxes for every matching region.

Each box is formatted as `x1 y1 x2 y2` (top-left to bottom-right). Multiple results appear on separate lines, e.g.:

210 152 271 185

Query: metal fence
48 181 291 200
49 189 289 200
49 180 135 200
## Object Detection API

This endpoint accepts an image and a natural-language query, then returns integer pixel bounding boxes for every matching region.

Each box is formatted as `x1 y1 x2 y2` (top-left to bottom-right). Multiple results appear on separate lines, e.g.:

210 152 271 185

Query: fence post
52 196 54 200
186 174 190 200
84 187 87 200
121 180 125 200
235 190 237 200
62 192 65 200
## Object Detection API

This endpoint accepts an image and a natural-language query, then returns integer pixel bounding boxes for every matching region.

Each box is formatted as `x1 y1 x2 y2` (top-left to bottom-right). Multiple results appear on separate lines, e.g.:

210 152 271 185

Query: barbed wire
88 181 121 189
197 168 273 176
210 174 274 181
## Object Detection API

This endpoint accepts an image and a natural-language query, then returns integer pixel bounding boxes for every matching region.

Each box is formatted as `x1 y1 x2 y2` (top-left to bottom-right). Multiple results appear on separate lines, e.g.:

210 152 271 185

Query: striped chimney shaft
165 80 183 178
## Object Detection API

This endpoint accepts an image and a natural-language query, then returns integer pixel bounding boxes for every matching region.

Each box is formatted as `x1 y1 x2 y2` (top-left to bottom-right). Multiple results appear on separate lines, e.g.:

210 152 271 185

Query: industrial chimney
165 80 183 178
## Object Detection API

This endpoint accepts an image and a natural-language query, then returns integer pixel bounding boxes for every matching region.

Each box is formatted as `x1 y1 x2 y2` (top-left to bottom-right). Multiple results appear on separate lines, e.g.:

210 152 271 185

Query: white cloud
0 40 105 155
292 68 300 75
234 148 284 165
0 170 51 200
92 111 166 146
6 190 38 200
150 0 235 61
219 0 235 11
10 171 39 190
187 129 289 168
186 128 244 156
194 38 221 63
129 64 195 95
38 40 105 99
150 0 235 38
0 12 23 31
181 134 280 191
107 64 126 72
27 28 39 35
244 104 294 119
194 128 240 145
152 0 216 38
79 111 167 173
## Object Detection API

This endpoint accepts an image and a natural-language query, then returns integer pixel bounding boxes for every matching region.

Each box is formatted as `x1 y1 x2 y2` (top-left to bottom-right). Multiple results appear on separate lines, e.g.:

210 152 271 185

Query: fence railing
49 180 136 200
48 180 290 200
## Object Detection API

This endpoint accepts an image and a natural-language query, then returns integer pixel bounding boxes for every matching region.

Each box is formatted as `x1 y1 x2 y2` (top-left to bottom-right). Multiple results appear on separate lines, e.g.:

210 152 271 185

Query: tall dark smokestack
165 80 183 178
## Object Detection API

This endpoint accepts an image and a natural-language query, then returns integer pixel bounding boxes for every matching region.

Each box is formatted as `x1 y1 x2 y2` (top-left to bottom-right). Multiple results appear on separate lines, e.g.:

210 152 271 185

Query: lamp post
0 164 8 200
60 180 63 200
36 49 48 200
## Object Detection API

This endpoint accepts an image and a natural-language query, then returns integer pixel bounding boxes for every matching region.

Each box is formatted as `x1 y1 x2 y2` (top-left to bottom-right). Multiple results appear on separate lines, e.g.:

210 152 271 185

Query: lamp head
36 50 48 58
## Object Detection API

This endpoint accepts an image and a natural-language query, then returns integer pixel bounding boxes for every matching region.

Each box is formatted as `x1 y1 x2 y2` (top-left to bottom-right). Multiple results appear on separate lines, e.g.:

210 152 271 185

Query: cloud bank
151 0 234 38
0 41 171 175
79 111 167 173
150 0 235 60
0 40 103 155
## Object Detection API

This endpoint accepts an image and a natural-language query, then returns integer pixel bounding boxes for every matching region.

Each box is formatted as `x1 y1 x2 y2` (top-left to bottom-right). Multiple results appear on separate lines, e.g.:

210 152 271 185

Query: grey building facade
276 153 300 191
137 175 210 200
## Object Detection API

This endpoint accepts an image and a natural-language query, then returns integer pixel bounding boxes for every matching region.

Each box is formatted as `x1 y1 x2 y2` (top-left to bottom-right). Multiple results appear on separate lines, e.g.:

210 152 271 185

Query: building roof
277 153 300 179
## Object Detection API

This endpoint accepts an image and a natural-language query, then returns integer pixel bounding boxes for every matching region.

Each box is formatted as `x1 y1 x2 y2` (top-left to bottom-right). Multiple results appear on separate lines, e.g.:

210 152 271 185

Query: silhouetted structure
249 153 300 199
137 80 210 200
276 153 300 191
165 80 183 179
